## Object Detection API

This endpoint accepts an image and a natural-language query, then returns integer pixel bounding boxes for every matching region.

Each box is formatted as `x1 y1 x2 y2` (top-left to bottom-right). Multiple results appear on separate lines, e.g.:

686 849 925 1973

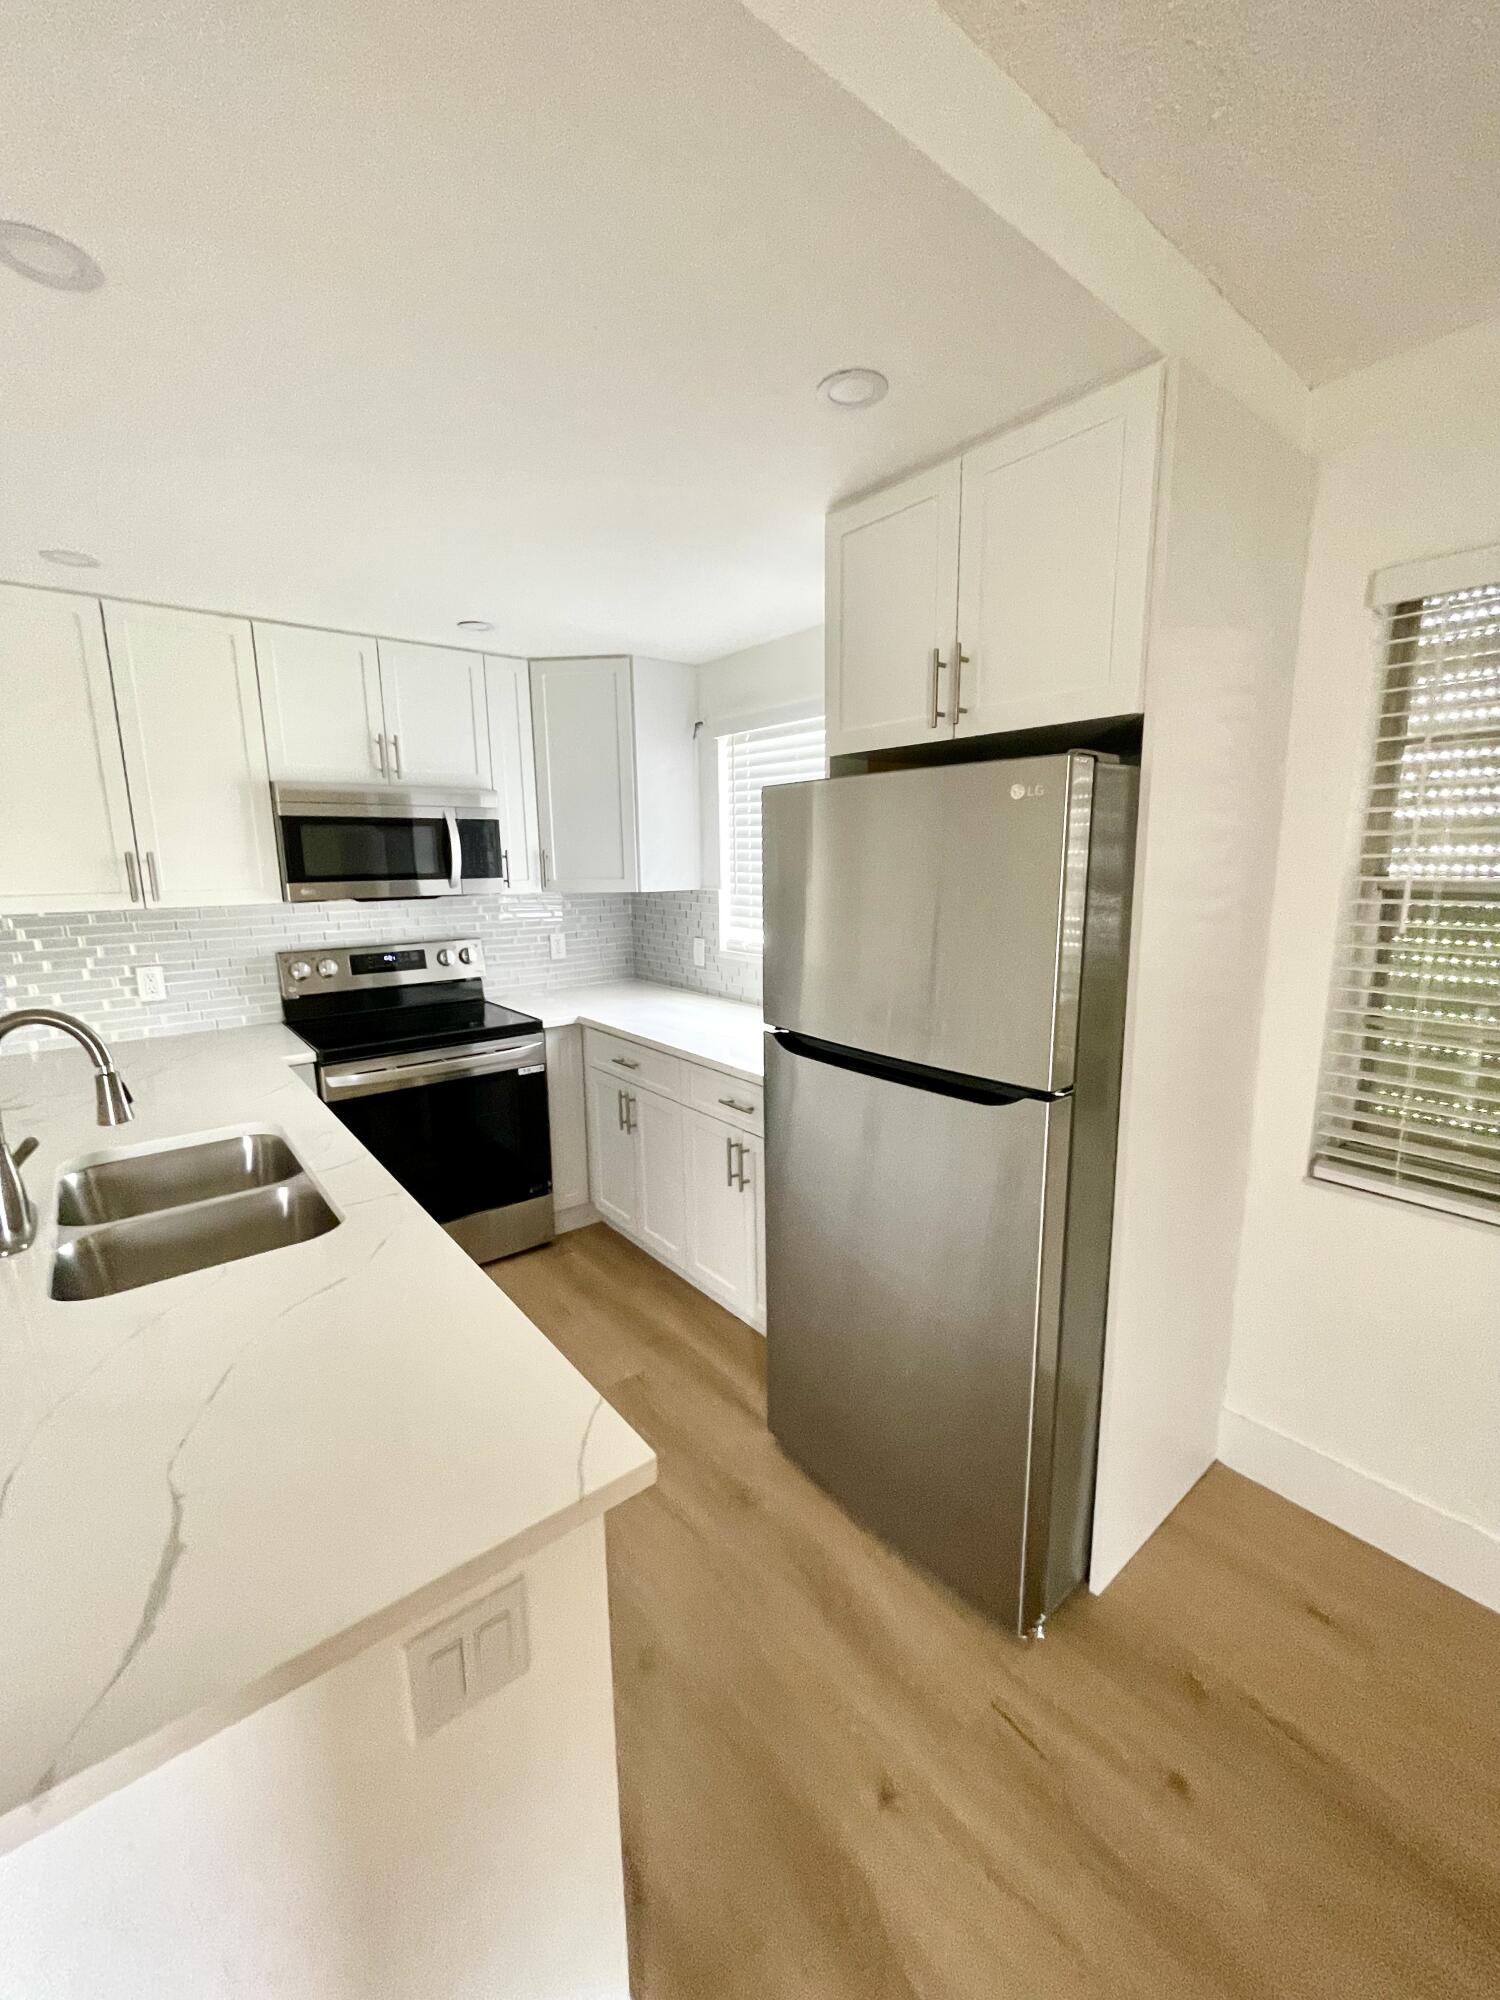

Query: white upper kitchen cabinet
529 656 699 894
825 460 961 759
102 601 282 908
825 364 1164 755
0 585 139 912
483 655 542 892
375 640 492 788
954 367 1162 738
255 623 386 784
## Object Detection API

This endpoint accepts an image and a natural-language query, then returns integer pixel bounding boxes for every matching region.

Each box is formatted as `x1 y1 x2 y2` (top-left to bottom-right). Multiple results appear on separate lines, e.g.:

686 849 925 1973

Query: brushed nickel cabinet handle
123 851 141 903
953 647 970 720
625 1093 637 1134
734 1141 749 1192
390 732 403 778
928 646 947 730
145 850 161 901
725 1134 736 1188
718 1095 755 1115
612 1056 640 1070
374 732 388 777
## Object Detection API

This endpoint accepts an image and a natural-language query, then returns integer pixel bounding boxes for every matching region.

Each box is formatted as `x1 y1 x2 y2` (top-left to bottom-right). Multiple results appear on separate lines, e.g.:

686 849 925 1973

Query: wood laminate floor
491 1224 1500 2000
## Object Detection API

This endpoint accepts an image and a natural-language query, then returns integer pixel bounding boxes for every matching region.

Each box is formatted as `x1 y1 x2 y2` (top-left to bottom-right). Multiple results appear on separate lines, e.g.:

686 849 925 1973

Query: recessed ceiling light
0 220 104 293
38 547 100 568
817 367 888 410
456 619 494 632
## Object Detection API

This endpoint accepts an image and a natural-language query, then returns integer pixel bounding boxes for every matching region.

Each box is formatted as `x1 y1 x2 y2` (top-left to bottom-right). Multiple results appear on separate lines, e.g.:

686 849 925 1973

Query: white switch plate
549 930 566 961
136 965 167 1002
692 937 706 968
405 1575 529 1740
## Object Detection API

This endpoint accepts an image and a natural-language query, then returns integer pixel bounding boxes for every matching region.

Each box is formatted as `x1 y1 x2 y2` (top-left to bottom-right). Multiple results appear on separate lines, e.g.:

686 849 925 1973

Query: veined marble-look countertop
0 1024 654 1855
502 980 766 1082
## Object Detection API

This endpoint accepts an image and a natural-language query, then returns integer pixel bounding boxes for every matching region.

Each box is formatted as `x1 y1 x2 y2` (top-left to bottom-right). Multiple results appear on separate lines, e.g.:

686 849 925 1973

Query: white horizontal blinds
720 716 825 953
1312 582 1500 1221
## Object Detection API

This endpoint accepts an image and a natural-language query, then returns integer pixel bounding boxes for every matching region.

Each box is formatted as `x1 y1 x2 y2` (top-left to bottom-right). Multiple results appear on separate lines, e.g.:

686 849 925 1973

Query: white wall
0 1522 632 1998
1223 336 1500 1612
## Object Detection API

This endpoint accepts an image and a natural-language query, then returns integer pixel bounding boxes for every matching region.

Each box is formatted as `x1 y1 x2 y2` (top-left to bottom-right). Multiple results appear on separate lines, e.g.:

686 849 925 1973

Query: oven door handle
321 1036 546 1101
444 807 462 893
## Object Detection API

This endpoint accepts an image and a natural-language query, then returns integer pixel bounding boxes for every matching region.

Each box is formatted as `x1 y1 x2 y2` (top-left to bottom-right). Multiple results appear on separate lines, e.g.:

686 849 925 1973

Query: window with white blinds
718 714 825 955
1311 581 1500 1223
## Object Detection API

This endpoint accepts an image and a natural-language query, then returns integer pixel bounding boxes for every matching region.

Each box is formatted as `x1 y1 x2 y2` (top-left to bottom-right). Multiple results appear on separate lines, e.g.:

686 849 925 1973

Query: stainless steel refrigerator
762 751 1136 1635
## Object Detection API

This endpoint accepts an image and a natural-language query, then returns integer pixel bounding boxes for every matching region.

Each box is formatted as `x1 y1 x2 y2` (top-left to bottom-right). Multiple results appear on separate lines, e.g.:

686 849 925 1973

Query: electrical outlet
549 930 566 961
405 1575 529 1740
692 936 706 968
136 965 167 1003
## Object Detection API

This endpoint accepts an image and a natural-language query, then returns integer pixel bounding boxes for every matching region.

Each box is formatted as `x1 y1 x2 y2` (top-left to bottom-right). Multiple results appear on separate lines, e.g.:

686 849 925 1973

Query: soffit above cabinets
0 0 1148 664
937 0 1500 386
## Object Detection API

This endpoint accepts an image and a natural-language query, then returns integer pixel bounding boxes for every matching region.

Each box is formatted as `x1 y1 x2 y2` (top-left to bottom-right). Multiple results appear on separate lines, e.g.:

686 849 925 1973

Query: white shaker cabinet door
825 459 960 758
587 1065 640 1234
682 1108 758 1322
955 365 1162 738
376 641 492 788
255 623 386 783
633 1086 687 1272
0 586 139 912
530 657 638 893
102 601 282 907
484 655 542 891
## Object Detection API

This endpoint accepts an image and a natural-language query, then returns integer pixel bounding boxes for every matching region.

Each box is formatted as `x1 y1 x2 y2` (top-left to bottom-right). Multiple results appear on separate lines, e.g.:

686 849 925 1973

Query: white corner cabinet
825 364 1163 756
0 587 281 912
582 1027 764 1329
529 656 700 894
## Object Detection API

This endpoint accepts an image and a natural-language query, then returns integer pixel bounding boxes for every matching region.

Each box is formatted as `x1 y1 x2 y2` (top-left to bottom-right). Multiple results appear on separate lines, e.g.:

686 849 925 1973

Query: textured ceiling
939 0 1500 385
0 0 1148 661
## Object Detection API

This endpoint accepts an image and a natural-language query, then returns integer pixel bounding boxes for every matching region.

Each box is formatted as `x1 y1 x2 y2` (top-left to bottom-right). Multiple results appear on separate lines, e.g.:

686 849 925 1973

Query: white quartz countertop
501 980 766 1081
0 1023 654 1854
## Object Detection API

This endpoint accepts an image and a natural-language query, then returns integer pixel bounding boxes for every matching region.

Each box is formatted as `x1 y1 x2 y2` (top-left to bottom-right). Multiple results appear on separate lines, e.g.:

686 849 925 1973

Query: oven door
273 785 462 903
319 1035 553 1261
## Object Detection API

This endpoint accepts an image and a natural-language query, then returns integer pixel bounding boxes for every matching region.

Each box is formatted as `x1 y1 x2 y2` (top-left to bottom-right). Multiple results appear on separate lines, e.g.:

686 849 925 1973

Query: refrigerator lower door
764 1032 1071 1632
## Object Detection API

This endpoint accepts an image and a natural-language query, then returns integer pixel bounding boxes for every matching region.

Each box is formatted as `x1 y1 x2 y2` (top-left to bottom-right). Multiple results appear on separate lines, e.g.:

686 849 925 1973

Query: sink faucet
0 1009 134 1258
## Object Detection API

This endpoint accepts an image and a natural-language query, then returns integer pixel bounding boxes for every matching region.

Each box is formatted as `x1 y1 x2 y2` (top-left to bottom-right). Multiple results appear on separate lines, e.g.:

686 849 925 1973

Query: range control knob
458 946 476 965
436 948 454 967
316 958 339 978
288 960 313 983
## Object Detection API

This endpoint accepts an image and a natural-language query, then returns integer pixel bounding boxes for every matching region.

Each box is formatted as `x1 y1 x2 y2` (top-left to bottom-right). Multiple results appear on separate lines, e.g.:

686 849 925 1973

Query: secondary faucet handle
0 1111 39 1259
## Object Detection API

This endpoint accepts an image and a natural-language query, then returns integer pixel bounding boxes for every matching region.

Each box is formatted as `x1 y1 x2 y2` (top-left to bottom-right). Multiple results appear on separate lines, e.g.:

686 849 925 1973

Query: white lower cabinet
682 1109 760 1324
583 1029 765 1330
586 1066 639 1234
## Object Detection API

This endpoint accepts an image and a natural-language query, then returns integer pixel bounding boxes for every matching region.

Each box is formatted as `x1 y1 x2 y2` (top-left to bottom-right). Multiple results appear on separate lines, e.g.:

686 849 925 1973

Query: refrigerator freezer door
764 1031 1071 1632
763 752 1094 1093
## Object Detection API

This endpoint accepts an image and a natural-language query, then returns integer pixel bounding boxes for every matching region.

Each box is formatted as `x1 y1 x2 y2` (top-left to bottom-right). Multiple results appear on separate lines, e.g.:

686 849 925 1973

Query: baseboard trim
555 1202 600 1235
1218 1407 1500 1613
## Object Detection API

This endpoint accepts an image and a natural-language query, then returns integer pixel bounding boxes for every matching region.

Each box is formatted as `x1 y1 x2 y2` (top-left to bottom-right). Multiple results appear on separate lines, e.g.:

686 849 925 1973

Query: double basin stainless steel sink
51 1131 339 1301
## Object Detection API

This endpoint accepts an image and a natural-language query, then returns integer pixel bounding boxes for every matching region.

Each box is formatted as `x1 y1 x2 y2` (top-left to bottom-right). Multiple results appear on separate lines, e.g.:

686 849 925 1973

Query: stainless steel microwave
271 783 510 902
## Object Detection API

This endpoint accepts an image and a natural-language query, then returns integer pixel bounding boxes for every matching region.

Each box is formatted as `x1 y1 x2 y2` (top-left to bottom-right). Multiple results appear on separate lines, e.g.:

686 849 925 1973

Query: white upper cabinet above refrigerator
824 364 1164 756
825 461 961 759
0 585 139 913
375 640 492 789
102 601 283 908
954 367 1161 738
255 623 385 783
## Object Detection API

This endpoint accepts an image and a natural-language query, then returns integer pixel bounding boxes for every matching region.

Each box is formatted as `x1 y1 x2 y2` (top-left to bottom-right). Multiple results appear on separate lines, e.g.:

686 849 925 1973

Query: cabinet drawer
684 1061 763 1134
584 1028 681 1099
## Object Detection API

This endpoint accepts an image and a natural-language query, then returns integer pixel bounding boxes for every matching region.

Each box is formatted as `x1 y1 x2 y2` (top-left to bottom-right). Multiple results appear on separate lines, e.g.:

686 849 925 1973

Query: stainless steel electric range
278 936 552 1261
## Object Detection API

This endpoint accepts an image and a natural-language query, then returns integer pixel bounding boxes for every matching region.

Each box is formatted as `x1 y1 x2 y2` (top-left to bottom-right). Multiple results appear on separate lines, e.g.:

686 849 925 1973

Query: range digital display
350 948 425 976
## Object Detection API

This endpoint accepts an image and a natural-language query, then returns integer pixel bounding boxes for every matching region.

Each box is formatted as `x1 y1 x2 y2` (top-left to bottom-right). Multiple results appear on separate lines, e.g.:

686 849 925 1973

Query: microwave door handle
444 808 462 891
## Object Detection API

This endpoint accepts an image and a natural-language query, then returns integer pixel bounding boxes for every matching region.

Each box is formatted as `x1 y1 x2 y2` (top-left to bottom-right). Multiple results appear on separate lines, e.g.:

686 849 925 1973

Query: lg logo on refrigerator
1009 782 1046 801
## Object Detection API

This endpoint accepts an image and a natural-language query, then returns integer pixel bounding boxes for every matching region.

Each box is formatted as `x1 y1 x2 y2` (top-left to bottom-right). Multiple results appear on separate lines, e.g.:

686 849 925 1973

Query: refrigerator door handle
768 1028 1061 1108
